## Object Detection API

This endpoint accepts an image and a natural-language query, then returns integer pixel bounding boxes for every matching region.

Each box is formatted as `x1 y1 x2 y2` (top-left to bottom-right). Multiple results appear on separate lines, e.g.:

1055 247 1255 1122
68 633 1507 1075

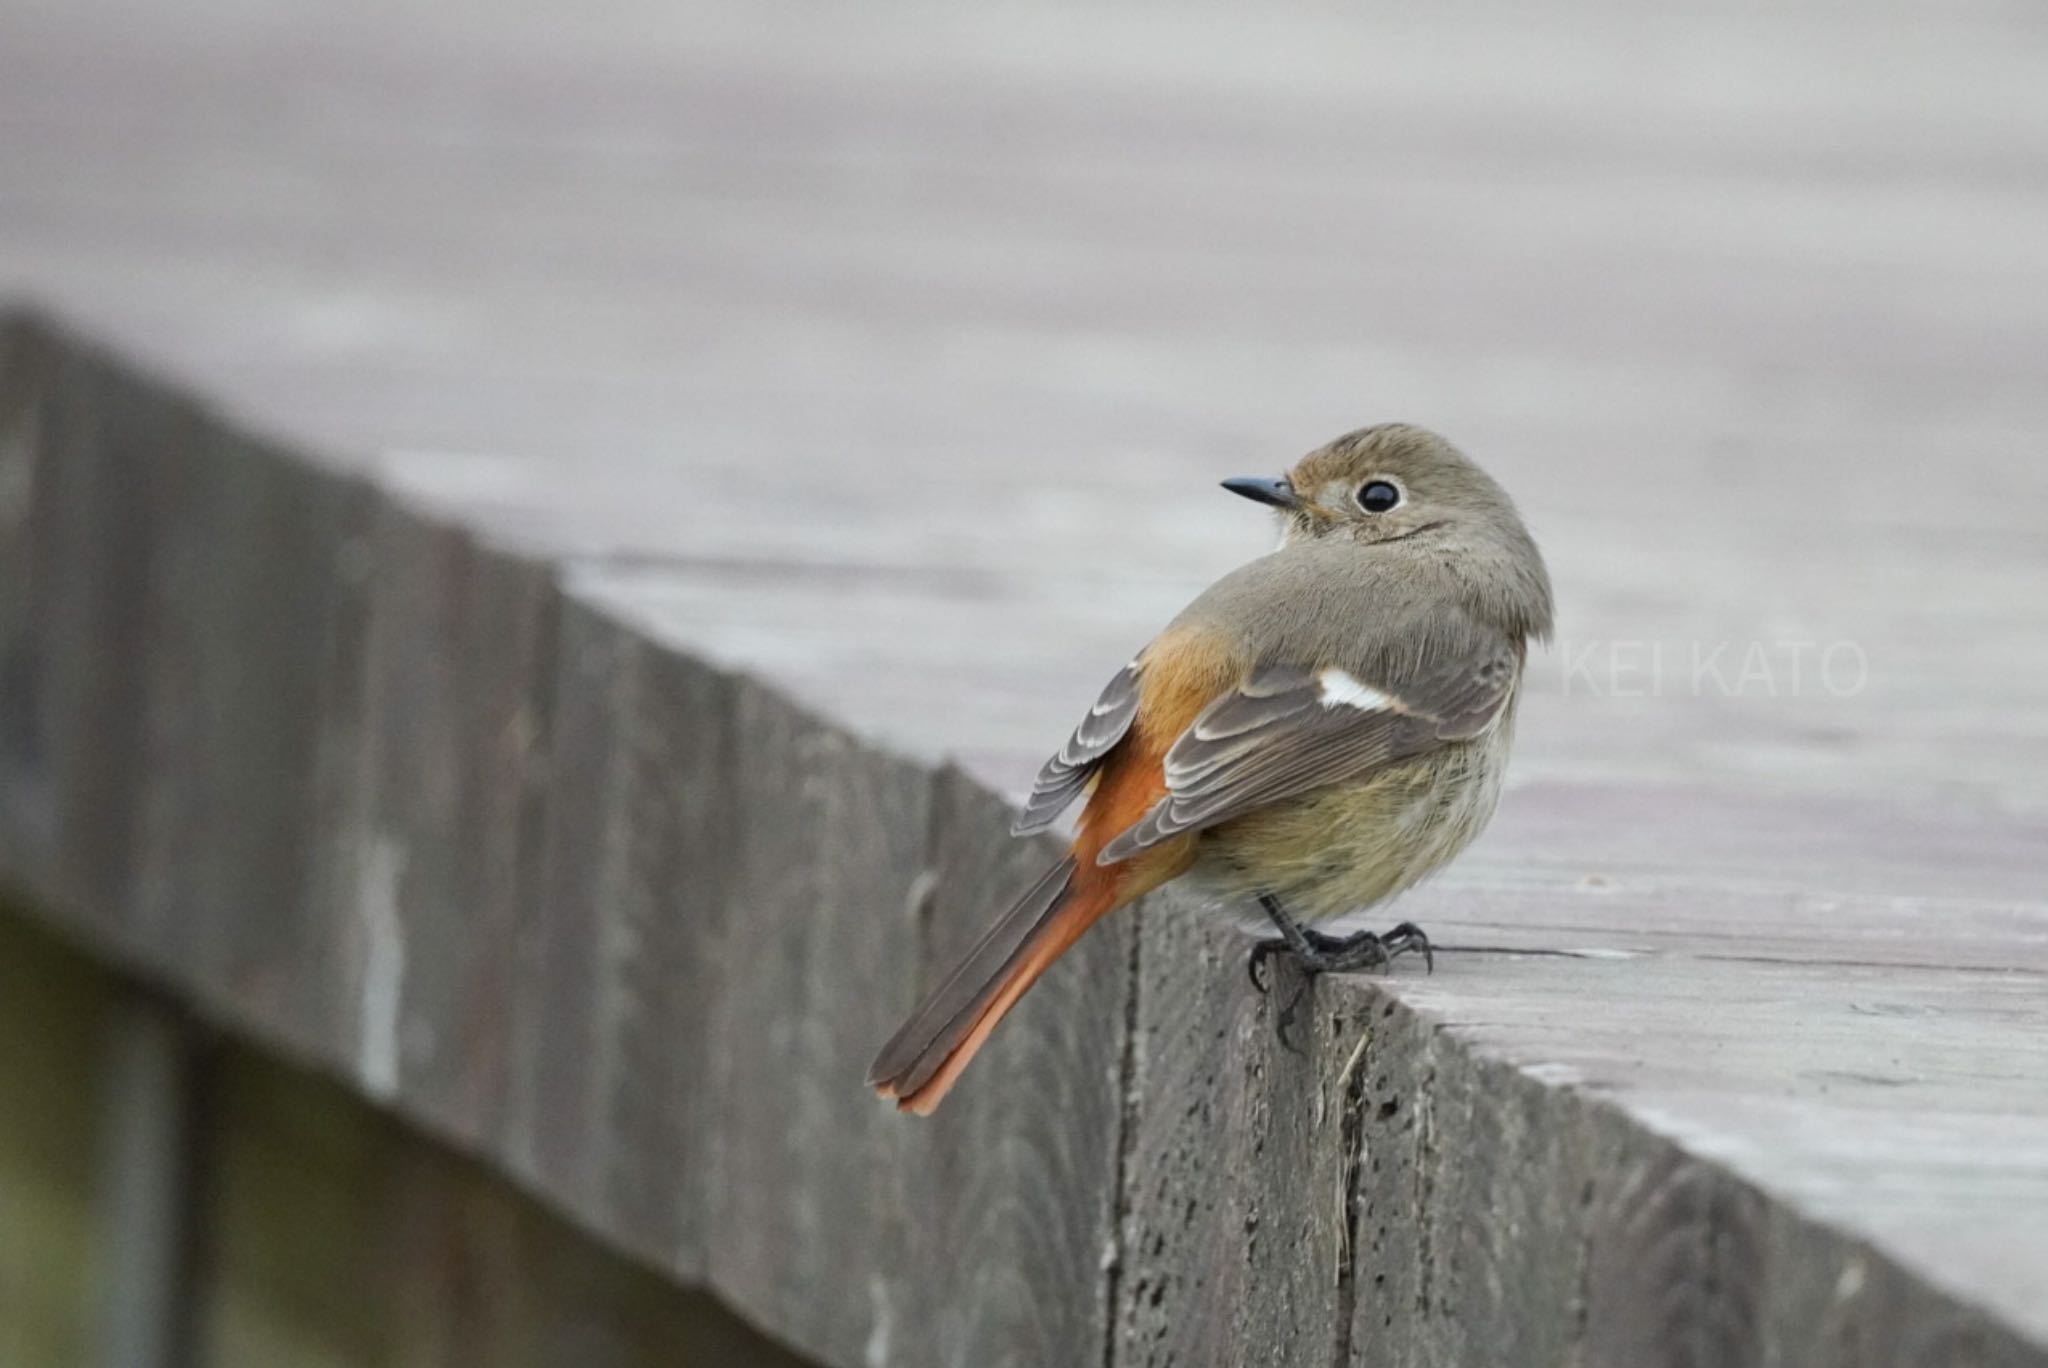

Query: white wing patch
1316 668 1396 712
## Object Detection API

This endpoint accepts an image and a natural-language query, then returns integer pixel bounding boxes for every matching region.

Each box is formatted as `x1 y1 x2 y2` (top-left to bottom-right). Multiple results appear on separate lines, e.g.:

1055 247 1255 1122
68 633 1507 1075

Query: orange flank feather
870 633 1237 1114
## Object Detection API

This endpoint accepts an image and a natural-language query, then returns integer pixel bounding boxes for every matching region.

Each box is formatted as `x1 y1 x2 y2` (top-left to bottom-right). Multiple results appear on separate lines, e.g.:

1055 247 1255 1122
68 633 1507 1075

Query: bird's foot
1248 922 1433 1054
1247 895 1432 1054
1247 920 1434 994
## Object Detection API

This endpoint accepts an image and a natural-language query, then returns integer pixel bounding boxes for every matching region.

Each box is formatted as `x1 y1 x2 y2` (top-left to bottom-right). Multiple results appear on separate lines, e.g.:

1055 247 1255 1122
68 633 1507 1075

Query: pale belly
1189 725 1512 923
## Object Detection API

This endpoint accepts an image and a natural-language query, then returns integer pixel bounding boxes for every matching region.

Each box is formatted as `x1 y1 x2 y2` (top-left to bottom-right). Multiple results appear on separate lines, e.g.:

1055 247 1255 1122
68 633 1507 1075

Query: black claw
1249 897 1433 980
1388 921 1434 975
1248 938 1286 994
1250 895 1434 1048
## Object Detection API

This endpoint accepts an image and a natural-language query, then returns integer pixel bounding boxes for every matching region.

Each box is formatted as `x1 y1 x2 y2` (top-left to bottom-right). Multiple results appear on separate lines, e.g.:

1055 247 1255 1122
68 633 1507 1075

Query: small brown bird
869 424 1553 1114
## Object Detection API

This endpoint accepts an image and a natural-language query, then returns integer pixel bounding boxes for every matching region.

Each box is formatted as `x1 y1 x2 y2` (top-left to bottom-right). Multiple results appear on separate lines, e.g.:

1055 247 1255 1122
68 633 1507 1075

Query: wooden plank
25 342 185 955
123 423 370 1057
3 331 375 1066
693 674 931 1363
497 581 616 1206
334 506 560 1144
0 316 53 826
887 766 1129 1368
1116 896 1357 1367
582 623 734 1279
290 479 383 1072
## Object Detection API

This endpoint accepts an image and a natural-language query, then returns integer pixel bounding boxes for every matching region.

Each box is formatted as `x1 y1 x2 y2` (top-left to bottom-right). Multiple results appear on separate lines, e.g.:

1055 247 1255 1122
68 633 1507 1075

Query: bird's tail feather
868 856 1118 1114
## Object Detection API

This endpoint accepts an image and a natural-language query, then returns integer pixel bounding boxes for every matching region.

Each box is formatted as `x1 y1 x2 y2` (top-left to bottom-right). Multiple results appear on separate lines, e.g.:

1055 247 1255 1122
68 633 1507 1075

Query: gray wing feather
1010 661 1142 835
1097 646 1517 864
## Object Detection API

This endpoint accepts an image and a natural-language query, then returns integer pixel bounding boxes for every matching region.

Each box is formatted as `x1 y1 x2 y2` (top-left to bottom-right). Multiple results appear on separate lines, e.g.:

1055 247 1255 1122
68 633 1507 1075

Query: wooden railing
5 316 2044 1366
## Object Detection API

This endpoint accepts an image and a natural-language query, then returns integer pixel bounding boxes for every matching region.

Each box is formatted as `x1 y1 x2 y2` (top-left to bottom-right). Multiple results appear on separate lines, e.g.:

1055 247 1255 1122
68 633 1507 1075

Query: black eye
1357 480 1402 513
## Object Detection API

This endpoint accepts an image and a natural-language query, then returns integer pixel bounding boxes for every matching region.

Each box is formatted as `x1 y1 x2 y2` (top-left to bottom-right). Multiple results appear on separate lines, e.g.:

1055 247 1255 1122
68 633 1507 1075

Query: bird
868 423 1554 1114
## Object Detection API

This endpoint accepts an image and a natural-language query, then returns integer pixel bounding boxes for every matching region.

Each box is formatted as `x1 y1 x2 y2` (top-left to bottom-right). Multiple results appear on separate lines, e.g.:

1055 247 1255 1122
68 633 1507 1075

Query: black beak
1221 476 1298 510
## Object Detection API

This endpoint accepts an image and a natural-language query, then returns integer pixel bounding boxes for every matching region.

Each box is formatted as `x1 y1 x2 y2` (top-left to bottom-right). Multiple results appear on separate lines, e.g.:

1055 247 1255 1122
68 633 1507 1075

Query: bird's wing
1096 642 1518 864
1010 660 1144 835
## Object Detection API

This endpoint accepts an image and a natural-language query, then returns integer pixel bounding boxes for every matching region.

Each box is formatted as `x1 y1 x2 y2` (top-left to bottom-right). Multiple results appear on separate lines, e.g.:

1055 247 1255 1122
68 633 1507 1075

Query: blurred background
7 0 2046 803
3 0 2046 1364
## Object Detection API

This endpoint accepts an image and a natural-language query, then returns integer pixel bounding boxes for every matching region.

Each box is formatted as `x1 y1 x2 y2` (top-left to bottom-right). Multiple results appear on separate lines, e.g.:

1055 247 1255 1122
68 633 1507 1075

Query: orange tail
868 858 1122 1115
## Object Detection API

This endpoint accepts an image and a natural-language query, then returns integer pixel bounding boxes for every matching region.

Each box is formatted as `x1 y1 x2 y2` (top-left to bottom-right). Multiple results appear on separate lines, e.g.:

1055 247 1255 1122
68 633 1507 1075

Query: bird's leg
1247 893 1320 992
1249 896 1434 992
1249 897 1434 1054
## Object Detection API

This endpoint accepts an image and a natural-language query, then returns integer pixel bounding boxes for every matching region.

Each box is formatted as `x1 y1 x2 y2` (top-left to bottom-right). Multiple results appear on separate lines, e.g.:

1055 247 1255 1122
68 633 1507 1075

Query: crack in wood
1329 1025 1373 1368
1101 903 1144 1368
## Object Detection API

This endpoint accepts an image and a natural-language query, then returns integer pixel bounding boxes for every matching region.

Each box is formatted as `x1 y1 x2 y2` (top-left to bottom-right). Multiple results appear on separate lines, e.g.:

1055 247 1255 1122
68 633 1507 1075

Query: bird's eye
1357 480 1402 514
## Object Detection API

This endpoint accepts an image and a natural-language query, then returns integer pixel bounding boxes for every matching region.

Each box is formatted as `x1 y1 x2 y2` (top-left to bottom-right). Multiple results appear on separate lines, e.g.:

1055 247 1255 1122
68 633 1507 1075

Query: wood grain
580 619 734 1280
694 673 932 1364
1116 895 1355 1367
889 767 1129 1368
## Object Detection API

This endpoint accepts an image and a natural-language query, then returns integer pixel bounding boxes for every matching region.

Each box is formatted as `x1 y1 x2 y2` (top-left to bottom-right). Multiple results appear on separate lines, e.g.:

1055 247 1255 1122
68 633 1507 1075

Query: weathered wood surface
4 0 2048 1363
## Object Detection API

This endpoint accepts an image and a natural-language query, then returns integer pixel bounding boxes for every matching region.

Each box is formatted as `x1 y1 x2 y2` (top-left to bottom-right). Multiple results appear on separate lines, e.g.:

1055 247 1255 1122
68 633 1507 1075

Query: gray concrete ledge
6 312 2047 1366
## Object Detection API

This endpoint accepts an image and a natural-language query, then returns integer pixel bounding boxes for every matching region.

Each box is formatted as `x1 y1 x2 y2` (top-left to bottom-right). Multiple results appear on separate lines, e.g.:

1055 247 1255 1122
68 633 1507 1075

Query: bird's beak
1221 476 1299 510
